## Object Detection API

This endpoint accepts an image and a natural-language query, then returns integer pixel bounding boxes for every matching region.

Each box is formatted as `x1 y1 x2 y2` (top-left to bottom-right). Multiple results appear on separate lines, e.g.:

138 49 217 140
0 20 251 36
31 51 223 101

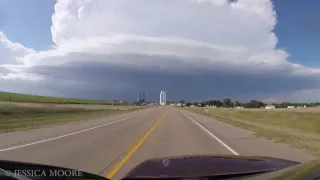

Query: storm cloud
1 0 320 102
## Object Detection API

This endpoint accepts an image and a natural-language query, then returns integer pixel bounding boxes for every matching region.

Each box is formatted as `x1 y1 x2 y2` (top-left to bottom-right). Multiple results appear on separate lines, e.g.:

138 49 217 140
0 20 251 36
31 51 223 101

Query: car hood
123 155 300 179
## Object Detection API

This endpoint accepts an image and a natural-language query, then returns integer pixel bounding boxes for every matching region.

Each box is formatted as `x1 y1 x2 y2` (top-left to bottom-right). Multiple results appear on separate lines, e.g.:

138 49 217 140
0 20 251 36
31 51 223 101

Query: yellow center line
106 112 166 179
125 122 157 153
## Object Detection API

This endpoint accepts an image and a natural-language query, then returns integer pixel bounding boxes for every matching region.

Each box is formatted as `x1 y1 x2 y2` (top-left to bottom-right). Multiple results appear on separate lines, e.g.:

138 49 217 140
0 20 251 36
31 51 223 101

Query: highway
0 106 317 179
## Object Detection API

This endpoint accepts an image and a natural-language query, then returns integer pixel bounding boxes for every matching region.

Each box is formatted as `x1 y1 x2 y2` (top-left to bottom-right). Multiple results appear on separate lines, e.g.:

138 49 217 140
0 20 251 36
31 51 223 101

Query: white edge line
181 111 239 155
0 109 154 152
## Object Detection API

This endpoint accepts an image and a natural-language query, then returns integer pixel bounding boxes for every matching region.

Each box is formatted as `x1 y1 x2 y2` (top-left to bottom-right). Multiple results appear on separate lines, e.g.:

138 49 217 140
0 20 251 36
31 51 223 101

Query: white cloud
0 32 35 64
0 72 44 81
1 0 320 101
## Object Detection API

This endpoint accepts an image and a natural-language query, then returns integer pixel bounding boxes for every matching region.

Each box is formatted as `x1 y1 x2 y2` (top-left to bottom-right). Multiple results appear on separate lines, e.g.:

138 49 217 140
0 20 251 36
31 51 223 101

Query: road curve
0 106 317 179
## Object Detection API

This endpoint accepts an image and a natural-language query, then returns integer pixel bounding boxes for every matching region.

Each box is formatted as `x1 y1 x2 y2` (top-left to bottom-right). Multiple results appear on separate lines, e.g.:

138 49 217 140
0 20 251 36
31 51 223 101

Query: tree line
179 99 320 108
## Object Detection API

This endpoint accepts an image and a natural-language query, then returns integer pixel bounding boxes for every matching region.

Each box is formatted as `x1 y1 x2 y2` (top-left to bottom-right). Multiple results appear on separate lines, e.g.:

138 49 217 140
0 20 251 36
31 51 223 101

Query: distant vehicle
1 155 319 179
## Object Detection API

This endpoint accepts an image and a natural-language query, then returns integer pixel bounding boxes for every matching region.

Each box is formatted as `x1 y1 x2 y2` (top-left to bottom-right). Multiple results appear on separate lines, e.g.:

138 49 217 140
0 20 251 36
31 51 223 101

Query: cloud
1 0 320 102
284 89 320 103
0 32 35 64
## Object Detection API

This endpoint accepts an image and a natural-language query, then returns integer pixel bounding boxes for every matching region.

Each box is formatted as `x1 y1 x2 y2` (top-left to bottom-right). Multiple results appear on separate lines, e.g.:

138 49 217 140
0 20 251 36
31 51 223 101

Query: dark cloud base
19 54 320 102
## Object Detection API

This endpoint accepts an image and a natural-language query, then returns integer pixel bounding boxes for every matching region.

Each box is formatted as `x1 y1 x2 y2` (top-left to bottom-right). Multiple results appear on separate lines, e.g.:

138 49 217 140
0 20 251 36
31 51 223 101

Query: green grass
0 92 128 105
196 108 320 134
184 107 320 156
0 105 143 133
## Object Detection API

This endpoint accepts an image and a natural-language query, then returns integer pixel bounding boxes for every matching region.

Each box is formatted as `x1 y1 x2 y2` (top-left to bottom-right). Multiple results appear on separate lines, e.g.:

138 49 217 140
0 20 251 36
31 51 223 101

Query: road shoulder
181 108 318 163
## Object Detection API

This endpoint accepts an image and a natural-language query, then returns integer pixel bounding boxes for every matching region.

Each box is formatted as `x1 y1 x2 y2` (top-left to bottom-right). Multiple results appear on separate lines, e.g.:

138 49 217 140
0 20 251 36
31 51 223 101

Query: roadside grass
184 107 320 156
0 92 127 105
0 104 144 133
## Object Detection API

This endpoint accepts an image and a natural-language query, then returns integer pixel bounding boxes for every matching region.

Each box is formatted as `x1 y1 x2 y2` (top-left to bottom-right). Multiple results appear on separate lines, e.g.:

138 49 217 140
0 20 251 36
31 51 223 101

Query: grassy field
0 92 128 105
0 104 144 133
184 107 320 156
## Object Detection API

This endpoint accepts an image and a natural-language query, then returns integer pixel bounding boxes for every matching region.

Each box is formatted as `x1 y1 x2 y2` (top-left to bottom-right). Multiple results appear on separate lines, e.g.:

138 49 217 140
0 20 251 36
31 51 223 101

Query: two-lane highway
0 106 317 179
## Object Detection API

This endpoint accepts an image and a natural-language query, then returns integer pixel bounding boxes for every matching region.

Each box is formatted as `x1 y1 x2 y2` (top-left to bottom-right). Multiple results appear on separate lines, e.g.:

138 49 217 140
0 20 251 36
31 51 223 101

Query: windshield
0 0 320 179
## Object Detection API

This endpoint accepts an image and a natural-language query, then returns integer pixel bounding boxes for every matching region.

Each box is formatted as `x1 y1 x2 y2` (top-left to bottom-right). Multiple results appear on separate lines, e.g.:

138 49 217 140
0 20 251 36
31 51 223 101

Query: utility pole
202 96 206 107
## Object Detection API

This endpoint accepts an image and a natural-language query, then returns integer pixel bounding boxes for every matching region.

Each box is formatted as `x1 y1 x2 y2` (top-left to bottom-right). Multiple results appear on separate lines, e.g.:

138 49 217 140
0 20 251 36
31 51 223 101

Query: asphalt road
0 106 317 179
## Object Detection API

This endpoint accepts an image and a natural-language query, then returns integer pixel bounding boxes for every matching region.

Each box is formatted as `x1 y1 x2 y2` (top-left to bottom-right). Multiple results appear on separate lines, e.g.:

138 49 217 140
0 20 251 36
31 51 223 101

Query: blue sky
0 0 55 50
0 0 319 67
273 0 320 67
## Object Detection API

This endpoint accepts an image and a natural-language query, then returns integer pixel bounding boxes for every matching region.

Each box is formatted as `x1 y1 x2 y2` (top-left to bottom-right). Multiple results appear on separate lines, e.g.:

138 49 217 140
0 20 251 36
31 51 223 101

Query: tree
206 100 216 106
223 98 233 108
244 100 265 108
216 100 223 107
179 100 185 104
205 100 223 107
199 98 319 109
186 102 191 106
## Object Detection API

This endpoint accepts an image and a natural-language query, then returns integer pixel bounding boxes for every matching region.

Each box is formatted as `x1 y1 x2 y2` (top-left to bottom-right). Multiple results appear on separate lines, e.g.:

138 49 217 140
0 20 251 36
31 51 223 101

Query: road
0 106 317 179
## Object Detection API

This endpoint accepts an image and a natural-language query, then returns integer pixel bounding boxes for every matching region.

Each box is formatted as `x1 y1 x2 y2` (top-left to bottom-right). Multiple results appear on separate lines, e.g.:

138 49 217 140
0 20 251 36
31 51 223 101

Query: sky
0 0 320 102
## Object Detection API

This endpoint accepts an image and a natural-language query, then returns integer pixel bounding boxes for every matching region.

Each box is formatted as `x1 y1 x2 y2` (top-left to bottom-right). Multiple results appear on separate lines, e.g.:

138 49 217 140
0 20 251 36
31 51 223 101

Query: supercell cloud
0 0 320 101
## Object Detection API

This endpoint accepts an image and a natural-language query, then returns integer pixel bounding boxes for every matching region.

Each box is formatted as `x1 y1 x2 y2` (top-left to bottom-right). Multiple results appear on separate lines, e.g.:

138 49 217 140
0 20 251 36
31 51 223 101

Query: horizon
1 91 319 104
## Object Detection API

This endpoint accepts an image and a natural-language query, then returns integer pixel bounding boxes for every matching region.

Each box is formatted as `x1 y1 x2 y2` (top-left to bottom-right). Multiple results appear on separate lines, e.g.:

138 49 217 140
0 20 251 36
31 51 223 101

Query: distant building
137 92 146 103
265 105 275 109
134 92 147 106
235 106 244 109
160 91 167 105
287 106 295 108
